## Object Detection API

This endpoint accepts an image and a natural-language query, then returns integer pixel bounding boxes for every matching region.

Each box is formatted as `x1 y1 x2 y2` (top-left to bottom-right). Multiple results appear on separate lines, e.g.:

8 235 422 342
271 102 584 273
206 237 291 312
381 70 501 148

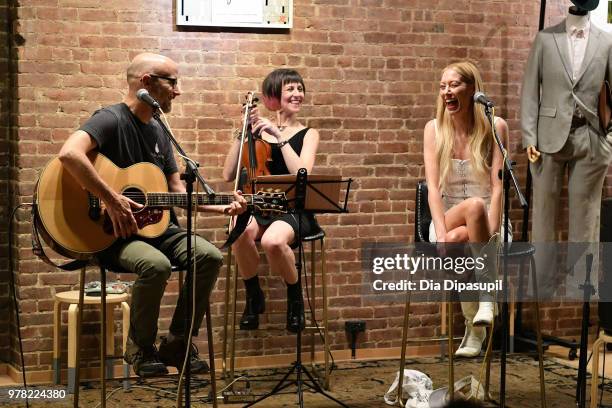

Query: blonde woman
423 61 510 357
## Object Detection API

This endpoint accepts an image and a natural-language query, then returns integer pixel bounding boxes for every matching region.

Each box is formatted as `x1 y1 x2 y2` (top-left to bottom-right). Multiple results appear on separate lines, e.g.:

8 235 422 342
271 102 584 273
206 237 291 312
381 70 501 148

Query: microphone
136 89 160 109
473 91 495 108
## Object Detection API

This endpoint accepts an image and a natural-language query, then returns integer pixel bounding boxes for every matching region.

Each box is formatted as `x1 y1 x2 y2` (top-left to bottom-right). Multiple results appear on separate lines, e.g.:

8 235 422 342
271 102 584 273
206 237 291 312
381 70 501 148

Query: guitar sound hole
123 187 146 210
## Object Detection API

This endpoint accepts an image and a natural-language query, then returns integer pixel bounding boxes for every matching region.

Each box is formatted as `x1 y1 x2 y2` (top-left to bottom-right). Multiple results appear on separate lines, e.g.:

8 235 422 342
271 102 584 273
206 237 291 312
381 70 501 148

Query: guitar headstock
252 190 288 214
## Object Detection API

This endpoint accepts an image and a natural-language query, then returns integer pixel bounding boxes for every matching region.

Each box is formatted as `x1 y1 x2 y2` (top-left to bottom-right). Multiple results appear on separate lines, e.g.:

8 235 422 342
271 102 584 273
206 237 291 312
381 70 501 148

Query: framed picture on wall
177 0 293 29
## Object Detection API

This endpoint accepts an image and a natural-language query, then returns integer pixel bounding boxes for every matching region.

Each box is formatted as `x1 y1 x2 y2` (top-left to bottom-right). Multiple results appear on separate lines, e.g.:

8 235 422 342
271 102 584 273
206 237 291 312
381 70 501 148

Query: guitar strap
30 202 89 271
221 209 252 249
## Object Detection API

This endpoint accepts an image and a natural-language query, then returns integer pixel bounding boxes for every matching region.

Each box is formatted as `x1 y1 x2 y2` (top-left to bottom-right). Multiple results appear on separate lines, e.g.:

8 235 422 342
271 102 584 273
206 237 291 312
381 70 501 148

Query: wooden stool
53 290 130 393
590 330 612 408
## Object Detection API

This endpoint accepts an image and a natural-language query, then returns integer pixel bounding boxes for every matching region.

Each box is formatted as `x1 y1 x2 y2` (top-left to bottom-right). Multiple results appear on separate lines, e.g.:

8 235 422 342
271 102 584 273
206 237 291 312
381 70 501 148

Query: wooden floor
0 342 611 406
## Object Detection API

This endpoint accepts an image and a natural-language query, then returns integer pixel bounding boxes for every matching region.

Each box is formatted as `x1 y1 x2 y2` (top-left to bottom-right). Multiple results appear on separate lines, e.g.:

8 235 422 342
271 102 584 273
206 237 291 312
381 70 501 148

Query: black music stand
242 169 352 408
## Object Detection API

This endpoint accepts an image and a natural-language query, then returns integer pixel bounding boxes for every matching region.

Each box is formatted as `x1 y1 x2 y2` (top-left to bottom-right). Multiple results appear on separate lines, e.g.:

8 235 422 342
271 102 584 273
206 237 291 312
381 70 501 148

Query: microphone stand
153 110 216 407
483 105 528 408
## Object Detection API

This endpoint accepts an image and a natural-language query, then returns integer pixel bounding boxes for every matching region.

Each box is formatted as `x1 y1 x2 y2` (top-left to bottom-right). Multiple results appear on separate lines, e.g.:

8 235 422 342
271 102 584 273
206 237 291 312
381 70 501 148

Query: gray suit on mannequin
521 0 612 296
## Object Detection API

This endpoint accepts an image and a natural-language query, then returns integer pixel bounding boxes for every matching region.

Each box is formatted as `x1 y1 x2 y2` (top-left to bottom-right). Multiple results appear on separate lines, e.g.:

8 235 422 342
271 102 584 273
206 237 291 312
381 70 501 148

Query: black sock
243 276 261 297
287 282 302 302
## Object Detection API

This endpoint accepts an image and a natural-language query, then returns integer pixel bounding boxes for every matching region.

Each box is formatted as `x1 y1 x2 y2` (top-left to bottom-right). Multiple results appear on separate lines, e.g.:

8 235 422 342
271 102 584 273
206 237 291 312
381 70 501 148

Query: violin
234 92 273 193
223 92 282 247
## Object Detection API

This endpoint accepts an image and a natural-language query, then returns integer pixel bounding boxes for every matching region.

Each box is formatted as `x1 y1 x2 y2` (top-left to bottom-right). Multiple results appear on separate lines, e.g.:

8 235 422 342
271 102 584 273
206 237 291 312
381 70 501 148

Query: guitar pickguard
134 208 164 229
100 208 166 236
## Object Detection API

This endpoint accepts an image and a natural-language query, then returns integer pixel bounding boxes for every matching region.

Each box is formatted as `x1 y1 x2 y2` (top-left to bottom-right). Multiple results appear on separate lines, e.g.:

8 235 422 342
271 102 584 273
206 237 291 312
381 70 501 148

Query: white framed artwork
177 0 292 29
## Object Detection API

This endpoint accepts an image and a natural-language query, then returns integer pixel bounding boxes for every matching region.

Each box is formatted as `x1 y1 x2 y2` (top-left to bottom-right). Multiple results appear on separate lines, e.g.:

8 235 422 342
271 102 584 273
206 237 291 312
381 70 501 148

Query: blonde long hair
435 61 492 191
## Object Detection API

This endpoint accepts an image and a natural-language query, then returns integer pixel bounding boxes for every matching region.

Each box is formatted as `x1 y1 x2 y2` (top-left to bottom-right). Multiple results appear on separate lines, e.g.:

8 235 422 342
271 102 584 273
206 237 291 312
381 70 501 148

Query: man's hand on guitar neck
106 192 144 239
223 191 248 216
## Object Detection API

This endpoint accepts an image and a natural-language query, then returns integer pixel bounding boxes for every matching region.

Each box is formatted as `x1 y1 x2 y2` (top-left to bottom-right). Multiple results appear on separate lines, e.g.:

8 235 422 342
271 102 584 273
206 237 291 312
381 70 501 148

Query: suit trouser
100 232 223 349
530 124 612 298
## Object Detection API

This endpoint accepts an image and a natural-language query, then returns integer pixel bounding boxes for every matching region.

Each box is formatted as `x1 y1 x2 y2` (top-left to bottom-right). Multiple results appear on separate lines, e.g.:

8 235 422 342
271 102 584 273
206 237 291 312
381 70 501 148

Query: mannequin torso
525 7 590 162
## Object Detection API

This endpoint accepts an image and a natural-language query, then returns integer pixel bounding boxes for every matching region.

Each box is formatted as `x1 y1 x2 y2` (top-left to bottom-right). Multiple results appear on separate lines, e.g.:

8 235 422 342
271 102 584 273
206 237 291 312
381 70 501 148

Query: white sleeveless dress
428 120 512 242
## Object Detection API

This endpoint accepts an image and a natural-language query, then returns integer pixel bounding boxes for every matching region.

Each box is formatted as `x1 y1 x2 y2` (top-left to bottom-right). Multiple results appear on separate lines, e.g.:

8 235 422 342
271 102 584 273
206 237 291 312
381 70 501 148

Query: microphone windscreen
136 88 149 100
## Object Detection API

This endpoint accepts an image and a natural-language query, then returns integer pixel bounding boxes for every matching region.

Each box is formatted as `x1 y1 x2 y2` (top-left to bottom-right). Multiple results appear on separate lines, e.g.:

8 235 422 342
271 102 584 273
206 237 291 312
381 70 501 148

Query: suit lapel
574 25 602 85
552 22 573 82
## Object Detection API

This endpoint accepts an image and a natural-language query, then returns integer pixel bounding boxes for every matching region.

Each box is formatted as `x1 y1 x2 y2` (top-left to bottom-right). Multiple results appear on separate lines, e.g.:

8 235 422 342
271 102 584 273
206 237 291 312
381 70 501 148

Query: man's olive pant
100 232 222 349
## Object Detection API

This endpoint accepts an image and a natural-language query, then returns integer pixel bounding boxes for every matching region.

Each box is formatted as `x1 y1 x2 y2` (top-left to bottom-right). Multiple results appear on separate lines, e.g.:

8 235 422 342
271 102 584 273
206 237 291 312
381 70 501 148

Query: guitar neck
146 193 249 208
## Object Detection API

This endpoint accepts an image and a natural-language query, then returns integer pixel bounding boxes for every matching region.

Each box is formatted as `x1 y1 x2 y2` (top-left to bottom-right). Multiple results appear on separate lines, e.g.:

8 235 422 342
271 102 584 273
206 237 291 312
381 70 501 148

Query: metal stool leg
484 322 494 401
397 289 411 406
121 301 130 390
321 237 331 390
531 256 547 408
440 302 447 359
510 284 516 354
448 301 455 401
206 303 218 408
222 247 232 380
229 255 239 385
310 240 316 371
100 266 107 408
307 237 331 390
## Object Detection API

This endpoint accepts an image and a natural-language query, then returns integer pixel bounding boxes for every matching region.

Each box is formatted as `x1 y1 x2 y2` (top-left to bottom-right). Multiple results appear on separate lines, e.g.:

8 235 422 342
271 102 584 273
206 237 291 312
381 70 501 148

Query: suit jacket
521 20 612 153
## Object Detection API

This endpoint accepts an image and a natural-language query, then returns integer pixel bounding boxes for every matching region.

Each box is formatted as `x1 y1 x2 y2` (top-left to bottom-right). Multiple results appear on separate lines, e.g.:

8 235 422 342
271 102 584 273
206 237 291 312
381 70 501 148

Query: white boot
471 234 499 327
455 302 486 358
455 321 486 357
473 301 496 327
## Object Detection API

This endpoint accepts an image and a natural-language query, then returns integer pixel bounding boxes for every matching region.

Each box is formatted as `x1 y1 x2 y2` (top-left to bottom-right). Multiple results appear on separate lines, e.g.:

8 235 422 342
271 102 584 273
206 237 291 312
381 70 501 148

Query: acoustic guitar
34 153 287 260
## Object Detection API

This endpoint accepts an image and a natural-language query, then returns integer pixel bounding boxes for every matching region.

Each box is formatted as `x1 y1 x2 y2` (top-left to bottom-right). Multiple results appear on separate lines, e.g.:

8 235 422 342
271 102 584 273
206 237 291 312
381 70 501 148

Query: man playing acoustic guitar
58 53 247 377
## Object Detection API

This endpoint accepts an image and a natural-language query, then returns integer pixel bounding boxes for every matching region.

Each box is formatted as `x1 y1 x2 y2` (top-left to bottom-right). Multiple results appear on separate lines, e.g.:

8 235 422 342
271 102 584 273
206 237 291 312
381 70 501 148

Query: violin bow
222 91 257 248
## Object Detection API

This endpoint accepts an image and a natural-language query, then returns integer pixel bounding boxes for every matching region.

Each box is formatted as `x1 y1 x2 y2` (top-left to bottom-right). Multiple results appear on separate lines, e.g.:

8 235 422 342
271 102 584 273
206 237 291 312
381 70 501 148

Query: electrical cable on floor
92 374 250 407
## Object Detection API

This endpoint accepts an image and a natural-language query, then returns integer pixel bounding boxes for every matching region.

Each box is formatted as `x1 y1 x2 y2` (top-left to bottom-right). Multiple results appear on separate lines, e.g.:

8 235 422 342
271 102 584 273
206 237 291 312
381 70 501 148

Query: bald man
58 53 246 377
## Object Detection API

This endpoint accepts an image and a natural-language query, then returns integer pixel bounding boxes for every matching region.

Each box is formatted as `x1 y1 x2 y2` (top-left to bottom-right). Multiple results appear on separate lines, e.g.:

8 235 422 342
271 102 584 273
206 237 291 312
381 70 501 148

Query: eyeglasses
149 73 179 88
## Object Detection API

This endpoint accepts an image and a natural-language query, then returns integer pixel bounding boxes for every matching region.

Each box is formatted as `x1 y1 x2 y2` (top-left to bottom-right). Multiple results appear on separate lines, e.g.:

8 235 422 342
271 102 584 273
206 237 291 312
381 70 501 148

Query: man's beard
161 101 172 113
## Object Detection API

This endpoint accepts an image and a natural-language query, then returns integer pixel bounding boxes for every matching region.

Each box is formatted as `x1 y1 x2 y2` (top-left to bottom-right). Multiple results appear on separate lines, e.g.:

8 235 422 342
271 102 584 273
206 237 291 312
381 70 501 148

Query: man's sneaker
158 336 209 374
124 339 168 377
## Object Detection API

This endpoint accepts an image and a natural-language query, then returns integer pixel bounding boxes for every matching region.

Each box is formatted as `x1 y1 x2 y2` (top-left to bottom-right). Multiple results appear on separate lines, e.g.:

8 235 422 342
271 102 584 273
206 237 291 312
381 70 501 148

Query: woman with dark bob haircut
223 68 320 333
